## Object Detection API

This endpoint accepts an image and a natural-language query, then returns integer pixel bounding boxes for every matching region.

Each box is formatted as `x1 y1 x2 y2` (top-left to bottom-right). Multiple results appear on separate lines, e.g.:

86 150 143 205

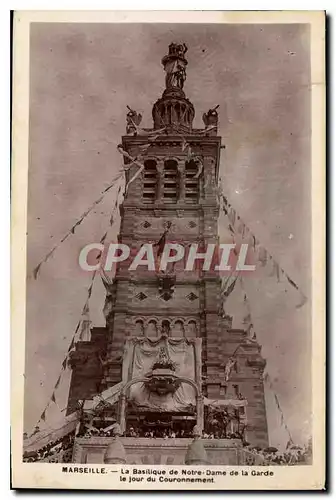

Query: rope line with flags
31 172 124 281
129 116 166 137
178 132 204 178
220 194 308 309
30 272 97 435
263 372 294 447
29 188 123 436
239 275 258 342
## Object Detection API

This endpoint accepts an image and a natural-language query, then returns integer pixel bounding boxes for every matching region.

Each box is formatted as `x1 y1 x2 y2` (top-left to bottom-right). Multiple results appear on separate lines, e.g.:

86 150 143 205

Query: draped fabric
84 382 123 411
129 337 196 412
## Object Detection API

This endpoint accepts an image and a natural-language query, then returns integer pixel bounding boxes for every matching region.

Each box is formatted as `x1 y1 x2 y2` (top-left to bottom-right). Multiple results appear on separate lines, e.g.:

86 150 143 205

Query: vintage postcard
11 11 325 490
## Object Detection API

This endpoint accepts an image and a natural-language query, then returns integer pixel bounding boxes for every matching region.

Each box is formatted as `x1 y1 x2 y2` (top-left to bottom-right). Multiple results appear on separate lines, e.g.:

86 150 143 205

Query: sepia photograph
11 10 325 490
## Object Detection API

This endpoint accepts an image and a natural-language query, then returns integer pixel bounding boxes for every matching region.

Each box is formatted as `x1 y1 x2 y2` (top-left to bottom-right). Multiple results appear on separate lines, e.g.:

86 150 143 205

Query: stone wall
72 437 248 465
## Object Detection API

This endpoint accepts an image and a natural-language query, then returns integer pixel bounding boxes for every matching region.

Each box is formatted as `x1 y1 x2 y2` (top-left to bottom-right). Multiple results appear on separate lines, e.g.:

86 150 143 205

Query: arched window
185 160 199 203
134 319 144 336
161 319 171 337
163 159 178 203
146 320 158 338
143 160 157 203
186 320 197 338
172 320 185 337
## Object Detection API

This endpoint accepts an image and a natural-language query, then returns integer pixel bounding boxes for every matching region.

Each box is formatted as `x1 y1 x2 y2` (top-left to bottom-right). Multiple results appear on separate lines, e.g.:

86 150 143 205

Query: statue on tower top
162 42 188 90
168 42 188 58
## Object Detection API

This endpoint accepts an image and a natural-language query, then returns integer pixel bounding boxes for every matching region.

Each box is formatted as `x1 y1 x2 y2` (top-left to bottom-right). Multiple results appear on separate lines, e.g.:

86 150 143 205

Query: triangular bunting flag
68 338 75 352
55 375 61 389
286 274 299 290
237 219 245 235
223 276 238 298
296 294 307 309
44 246 57 262
258 246 268 267
33 263 42 280
82 301 89 316
100 232 108 244
101 269 114 290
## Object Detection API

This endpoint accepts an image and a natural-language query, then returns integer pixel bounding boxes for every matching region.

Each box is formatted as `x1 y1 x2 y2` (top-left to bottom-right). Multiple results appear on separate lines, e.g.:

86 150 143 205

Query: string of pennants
31 126 170 283
31 171 124 281
221 296 295 447
223 354 295 447
221 274 258 383
263 372 294 448
30 189 124 435
29 125 173 434
30 119 305 441
240 275 258 342
220 194 308 309
30 123 197 432
153 134 308 314
220 267 296 445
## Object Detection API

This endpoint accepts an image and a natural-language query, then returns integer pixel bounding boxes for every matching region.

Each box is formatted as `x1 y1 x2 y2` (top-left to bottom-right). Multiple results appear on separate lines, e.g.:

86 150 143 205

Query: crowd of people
23 423 311 467
259 447 311 466
123 424 243 440
78 427 116 438
125 426 193 439
243 443 312 466
23 433 75 463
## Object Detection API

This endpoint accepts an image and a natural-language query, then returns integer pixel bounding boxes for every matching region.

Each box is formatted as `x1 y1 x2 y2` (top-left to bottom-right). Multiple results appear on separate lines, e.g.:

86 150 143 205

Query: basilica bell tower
102 42 222 393
67 43 269 454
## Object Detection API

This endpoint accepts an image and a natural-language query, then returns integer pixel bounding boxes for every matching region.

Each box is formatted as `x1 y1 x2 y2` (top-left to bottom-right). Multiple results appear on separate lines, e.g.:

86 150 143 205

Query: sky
25 22 311 449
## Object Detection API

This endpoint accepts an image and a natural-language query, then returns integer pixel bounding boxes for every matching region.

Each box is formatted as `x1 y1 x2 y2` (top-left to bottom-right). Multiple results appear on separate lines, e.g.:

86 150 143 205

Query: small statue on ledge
126 105 142 135
202 105 219 129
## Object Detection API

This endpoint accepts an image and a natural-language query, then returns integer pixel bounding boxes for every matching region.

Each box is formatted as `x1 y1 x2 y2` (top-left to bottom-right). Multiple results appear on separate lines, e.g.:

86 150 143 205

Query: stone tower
67 43 269 458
